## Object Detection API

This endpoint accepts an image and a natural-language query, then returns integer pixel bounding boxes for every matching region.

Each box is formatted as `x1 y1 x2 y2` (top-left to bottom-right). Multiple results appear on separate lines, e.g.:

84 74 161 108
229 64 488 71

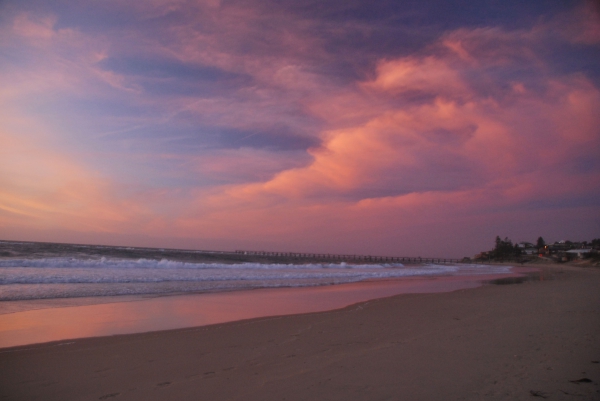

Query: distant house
474 251 490 261
566 249 591 260
539 246 551 255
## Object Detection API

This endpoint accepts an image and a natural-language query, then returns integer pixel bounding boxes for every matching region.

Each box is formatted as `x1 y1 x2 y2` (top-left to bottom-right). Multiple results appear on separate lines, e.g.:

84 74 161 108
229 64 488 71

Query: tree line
488 236 600 260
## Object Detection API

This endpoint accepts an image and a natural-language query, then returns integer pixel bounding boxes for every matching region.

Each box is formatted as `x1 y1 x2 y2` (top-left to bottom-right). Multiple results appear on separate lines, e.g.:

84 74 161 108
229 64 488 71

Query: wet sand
0 265 599 400
0 272 522 349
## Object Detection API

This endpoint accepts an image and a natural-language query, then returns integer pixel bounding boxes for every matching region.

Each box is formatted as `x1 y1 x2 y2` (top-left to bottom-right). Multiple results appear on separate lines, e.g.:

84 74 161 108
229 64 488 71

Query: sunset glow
1 0 599 257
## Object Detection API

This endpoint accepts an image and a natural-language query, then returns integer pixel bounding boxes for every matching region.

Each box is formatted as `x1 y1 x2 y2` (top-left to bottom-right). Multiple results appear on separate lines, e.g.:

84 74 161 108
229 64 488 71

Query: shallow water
0 272 526 349
0 240 512 302
0 240 528 349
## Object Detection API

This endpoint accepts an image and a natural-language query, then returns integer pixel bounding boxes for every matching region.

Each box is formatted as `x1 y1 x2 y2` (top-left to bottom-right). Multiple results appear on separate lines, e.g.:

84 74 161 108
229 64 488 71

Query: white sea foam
0 257 511 301
0 257 399 270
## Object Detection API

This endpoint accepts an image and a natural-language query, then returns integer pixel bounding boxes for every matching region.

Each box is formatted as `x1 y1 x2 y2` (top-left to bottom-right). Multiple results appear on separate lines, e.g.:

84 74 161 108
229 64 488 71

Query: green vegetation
491 236 520 260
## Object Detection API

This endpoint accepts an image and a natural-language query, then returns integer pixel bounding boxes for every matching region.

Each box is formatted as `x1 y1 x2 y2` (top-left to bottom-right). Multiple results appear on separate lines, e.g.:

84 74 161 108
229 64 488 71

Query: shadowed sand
0 265 599 400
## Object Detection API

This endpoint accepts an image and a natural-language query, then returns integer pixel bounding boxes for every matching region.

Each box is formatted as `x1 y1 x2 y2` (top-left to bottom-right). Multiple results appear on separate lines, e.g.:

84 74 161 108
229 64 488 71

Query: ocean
0 240 511 302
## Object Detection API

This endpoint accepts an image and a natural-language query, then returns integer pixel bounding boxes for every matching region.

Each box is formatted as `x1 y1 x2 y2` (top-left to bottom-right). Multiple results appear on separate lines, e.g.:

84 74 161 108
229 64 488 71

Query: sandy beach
1 264 599 400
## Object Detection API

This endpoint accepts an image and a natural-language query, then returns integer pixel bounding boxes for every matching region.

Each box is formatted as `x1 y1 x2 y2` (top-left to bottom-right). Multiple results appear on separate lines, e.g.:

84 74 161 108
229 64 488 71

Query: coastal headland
1 264 598 400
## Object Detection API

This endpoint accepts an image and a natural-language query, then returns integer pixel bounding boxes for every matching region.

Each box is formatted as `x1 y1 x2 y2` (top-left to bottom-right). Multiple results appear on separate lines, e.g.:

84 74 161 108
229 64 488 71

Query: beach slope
1 266 599 400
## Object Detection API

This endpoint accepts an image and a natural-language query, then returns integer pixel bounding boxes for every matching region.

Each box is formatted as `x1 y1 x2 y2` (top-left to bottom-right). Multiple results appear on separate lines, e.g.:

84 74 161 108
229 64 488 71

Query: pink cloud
2 5 599 256
163 24 600 254
12 14 58 39
364 57 466 97
0 117 180 237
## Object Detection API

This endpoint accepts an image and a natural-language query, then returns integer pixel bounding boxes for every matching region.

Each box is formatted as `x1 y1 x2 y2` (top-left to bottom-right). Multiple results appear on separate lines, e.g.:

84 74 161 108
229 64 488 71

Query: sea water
0 240 511 302
0 240 522 348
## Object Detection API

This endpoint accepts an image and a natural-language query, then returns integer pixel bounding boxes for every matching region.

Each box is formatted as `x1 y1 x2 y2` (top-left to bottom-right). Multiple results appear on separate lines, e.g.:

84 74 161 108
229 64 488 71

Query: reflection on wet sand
0 271 530 349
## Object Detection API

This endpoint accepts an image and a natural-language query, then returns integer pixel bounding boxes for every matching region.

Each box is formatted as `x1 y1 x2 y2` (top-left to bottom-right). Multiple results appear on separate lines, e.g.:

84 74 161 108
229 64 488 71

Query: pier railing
232 250 464 264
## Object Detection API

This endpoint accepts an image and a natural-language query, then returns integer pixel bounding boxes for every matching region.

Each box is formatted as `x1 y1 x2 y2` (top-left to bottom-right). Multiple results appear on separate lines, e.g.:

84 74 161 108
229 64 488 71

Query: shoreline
0 263 521 316
0 261 512 312
0 264 598 400
0 269 527 349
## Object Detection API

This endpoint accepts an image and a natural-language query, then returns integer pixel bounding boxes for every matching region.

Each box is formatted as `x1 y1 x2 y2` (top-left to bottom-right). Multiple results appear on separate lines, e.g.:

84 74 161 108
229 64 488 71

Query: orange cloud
0 112 181 237
364 57 465 97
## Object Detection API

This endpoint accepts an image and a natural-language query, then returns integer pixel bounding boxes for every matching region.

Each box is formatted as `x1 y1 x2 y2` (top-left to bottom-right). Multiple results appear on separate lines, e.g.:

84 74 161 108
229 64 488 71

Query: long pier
0 239 465 264
233 250 464 264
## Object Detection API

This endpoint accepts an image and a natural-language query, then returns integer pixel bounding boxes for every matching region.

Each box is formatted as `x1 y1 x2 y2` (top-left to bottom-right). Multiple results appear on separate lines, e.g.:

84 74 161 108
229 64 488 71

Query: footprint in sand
569 378 592 383
156 382 171 387
99 393 120 400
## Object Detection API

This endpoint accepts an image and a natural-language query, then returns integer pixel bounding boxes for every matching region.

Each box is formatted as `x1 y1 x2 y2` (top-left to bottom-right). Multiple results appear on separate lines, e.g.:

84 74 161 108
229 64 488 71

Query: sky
1 0 599 258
